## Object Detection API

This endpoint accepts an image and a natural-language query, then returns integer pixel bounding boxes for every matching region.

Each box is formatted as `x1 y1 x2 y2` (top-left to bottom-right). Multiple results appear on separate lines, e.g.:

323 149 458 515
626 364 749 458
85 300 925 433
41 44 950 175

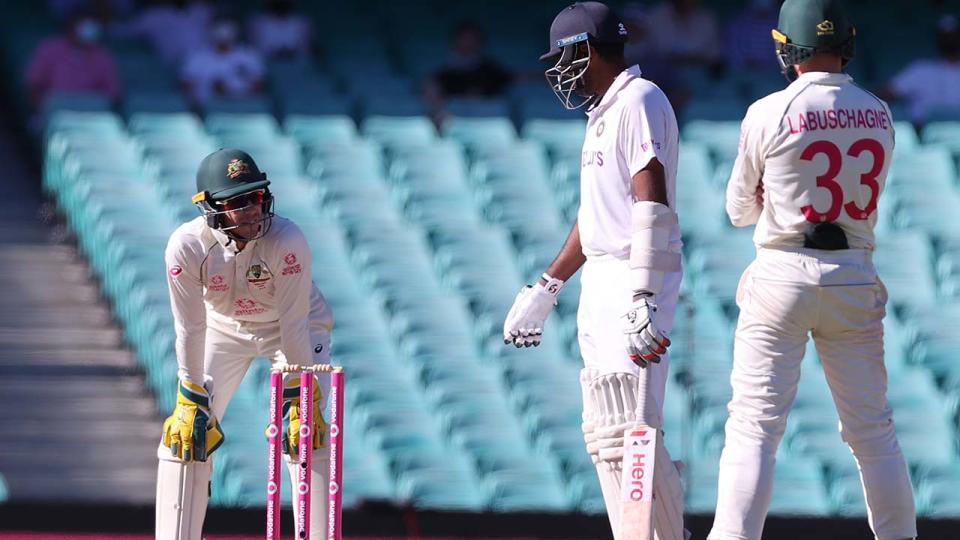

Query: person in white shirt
181 16 265 106
884 14 960 125
247 0 312 59
155 149 333 540
708 1 916 539
112 0 213 67
503 3 687 539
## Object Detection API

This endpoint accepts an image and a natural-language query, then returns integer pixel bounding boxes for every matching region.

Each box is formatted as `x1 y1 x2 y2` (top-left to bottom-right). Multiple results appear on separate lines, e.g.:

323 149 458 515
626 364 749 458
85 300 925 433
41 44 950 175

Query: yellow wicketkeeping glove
281 375 327 457
161 379 225 462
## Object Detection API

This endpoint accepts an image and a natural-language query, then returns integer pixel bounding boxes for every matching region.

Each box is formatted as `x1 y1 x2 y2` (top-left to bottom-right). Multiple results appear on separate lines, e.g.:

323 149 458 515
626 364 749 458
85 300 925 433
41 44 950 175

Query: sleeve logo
169 265 183 277
283 253 297 265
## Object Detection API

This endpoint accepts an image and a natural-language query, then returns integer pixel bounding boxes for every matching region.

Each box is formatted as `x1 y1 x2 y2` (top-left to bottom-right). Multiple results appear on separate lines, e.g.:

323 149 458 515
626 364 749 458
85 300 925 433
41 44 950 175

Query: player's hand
161 379 225 462
281 374 327 457
503 275 564 348
622 292 671 367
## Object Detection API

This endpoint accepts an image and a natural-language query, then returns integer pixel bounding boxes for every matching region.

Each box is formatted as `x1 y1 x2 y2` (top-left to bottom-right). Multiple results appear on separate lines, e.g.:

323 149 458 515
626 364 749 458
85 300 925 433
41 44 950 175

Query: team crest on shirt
226 159 251 179
246 264 272 289
596 120 605 136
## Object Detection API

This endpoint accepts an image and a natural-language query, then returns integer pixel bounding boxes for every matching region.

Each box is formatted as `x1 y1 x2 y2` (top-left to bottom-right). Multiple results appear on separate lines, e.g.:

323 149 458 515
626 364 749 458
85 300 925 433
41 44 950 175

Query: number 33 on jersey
726 72 895 250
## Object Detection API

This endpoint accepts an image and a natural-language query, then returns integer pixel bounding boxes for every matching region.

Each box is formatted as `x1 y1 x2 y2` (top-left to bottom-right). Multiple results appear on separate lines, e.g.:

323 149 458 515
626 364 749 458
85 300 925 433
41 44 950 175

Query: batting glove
503 273 564 348
622 292 671 368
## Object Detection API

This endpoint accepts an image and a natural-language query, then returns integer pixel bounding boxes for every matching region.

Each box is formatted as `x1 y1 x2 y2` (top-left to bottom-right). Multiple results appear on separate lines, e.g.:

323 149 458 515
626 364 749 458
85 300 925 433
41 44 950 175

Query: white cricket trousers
156 315 331 540
577 256 682 413
708 247 916 540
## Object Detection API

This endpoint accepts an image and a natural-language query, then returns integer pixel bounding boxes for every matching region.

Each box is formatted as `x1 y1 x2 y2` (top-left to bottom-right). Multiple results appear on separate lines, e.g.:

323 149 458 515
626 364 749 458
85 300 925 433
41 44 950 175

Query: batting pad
284 448 331 540
156 450 212 540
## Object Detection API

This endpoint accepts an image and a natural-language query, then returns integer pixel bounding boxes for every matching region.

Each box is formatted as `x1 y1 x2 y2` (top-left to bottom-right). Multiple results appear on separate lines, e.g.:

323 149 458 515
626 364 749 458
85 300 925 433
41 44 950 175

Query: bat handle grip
635 362 656 427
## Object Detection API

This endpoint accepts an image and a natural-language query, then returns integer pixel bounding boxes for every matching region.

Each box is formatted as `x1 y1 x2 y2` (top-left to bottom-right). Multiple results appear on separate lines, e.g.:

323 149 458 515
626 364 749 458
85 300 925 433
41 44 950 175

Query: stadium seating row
42 109 960 516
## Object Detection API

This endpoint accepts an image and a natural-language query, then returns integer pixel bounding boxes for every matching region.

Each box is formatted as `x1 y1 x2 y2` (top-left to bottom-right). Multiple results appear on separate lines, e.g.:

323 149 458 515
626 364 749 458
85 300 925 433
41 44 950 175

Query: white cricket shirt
727 71 895 250
165 215 333 384
578 65 682 259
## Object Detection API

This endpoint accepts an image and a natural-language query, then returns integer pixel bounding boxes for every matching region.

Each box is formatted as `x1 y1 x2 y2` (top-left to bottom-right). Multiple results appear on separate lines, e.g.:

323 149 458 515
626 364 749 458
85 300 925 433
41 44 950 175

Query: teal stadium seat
362 115 438 148
922 121 960 154
203 96 273 115
444 117 518 153
446 97 511 118
682 120 742 167
205 112 281 147
521 118 586 155
128 112 206 139
122 91 190 115
874 231 938 308
283 114 358 145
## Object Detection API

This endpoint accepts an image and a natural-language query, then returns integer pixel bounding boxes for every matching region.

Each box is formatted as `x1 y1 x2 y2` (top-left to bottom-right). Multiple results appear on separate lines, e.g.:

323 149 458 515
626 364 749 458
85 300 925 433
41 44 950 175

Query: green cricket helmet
772 0 856 82
192 148 274 241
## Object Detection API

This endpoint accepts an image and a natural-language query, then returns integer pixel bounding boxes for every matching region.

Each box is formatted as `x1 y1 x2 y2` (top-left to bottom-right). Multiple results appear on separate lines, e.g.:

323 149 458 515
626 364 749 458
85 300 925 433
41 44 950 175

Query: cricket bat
619 363 657 540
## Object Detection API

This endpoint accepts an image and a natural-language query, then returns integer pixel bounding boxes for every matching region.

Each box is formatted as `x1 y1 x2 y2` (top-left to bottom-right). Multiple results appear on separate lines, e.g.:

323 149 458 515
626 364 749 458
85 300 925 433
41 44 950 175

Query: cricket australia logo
246 264 272 288
226 159 251 179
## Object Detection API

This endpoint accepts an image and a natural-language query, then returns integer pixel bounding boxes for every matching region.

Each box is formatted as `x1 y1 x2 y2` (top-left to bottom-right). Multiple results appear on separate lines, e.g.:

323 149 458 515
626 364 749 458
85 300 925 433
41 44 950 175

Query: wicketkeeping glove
622 292 671 368
503 273 564 348
161 379 225 462
281 375 327 457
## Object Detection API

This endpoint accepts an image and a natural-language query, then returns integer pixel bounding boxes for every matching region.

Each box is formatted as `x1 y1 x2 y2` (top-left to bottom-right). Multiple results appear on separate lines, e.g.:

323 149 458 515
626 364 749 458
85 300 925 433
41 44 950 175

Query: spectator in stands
884 14 960 125
181 15 265 106
112 0 213 67
25 9 121 109
725 0 781 70
621 2 691 112
429 22 513 98
247 0 312 59
644 0 723 71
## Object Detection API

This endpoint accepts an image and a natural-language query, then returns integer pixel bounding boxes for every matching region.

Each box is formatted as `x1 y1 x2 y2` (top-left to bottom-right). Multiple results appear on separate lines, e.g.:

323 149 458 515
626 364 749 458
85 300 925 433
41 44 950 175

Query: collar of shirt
587 65 642 116
209 226 256 260
792 71 853 86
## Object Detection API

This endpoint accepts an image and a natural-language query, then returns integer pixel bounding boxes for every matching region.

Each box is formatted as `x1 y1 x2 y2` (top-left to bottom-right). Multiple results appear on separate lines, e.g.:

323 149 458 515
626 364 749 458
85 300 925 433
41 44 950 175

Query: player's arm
726 106 765 227
503 220 583 348
273 225 329 456
620 91 680 367
165 236 206 385
544 220 587 282
162 233 224 462
272 225 316 368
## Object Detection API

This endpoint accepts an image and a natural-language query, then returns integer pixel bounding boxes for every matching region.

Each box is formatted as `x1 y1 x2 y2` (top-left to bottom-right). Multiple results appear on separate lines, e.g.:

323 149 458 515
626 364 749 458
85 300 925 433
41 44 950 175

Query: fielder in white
155 148 334 540
503 3 687 539
708 1 917 539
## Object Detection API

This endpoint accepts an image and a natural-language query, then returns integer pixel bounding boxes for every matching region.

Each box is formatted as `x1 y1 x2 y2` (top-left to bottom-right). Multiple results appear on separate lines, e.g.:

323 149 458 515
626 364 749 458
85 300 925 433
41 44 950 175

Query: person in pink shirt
25 11 121 109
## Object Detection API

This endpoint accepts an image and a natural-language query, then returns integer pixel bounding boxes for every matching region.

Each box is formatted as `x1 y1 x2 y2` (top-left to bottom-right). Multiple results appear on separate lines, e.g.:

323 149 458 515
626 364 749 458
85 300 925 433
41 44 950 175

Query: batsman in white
503 3 688 539
707 1 917 539
155 148 334 540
